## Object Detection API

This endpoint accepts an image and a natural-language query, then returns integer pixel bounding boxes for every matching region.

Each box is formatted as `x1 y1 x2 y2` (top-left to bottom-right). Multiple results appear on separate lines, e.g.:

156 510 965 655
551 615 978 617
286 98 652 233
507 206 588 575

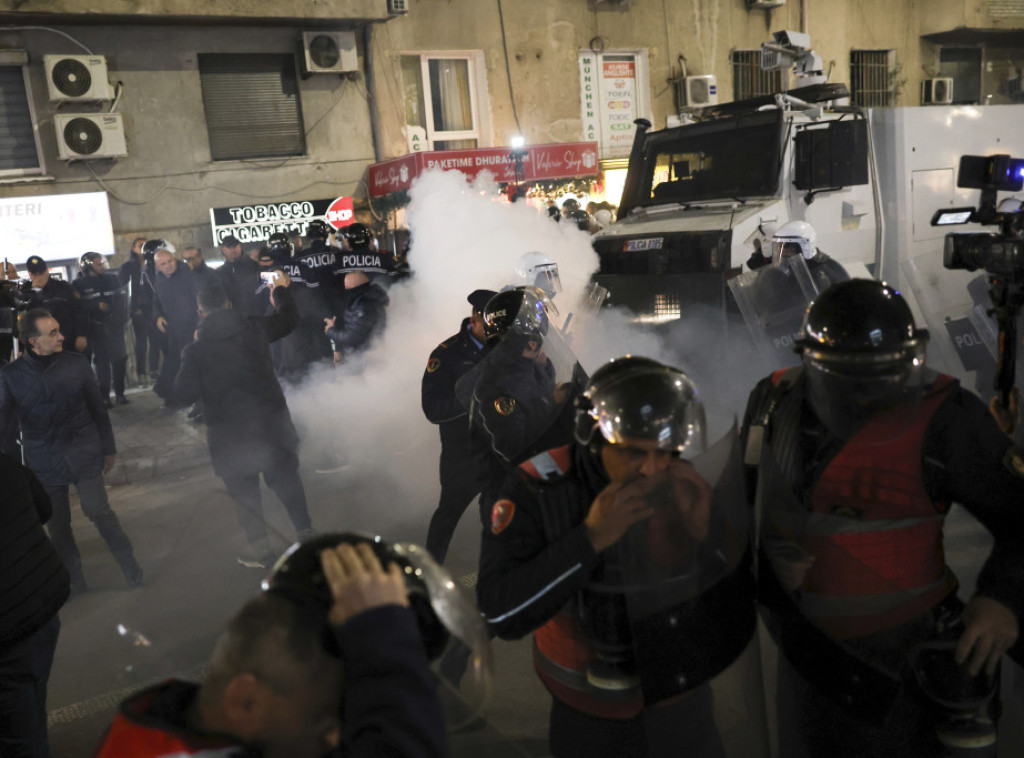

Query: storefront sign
209 198 348 245
324 196 355 230
0 191 114 265
578 51 643 158
367 141 599 197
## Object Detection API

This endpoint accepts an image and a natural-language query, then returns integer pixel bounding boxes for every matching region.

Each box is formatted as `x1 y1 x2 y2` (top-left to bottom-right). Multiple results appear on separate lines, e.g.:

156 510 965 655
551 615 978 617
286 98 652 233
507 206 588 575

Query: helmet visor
803 341 927 439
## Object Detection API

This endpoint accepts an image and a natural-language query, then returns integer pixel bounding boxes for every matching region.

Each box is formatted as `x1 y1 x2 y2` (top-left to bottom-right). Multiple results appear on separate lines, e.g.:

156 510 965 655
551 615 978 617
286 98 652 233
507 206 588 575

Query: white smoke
286 168 763 535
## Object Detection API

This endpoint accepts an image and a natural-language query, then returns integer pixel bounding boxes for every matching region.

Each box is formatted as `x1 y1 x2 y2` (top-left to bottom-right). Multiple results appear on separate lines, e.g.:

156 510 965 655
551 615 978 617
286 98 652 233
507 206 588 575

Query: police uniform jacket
0 453 69 651
0 349 116 486
28 278 89 349
421 318 487 453
173 286 299 478
73 271 128 332
477 443 605 639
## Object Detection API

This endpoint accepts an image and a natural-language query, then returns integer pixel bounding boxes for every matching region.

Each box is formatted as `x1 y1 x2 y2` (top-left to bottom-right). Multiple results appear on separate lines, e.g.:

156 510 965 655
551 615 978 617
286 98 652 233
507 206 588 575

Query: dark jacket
268 259 332 380
173 287 299 477
0 350 116 486
421 318 487 454
92 606 448 758
213 255 262 317
326 282 389 356
73 271 129 332
153 263 203 347
0 453 69 650
117 254 154 314
27 277 90 350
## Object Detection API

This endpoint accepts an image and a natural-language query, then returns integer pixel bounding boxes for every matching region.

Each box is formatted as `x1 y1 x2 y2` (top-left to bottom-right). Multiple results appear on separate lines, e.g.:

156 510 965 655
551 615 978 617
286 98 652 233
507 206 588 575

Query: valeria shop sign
367 141 599 197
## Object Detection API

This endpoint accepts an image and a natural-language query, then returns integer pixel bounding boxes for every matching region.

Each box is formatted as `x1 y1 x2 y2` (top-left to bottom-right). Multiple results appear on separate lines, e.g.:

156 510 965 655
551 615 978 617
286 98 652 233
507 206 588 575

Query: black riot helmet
340 223 373 249
574 355 706 458
306 219 332 241
482 286 551 345
266 232 294 260
142 239 175 257
79 251 108 275
796 279 929 437
567 209 592 232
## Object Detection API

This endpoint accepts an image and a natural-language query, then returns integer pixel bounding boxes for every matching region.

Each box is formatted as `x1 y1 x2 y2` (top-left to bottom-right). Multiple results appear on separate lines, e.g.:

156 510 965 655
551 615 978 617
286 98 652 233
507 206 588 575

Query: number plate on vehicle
624 238 664 251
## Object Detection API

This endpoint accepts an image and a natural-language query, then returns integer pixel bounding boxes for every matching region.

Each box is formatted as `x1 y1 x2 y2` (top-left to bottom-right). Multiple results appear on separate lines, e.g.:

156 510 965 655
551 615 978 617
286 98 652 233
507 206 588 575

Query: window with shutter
198 53 306 161
0 56 45 179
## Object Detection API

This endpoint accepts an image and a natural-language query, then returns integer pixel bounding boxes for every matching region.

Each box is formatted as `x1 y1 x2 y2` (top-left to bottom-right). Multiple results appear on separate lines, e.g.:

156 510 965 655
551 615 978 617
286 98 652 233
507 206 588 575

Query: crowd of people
0 211 1022 758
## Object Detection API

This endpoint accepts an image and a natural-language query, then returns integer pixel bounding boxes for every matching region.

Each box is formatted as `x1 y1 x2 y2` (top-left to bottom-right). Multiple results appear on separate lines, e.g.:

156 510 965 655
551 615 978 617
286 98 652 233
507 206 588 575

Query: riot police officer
260 233 331 383
298 219 345 304
744 279 1024 757
25 255 89 356
769 220 849 292
74 252 130 406
477 356 757 758
421 288 496 563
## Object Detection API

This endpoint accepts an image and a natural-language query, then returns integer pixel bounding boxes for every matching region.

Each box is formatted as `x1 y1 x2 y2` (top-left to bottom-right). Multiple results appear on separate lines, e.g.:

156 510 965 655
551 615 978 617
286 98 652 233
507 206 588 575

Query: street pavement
42 384 1024 757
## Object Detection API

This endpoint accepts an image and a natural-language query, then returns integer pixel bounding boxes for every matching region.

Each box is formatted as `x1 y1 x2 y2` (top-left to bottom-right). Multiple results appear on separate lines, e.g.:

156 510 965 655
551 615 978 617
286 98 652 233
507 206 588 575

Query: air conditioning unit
54 113 127 160
686 75 719 107
43 55 113 102
922 77 954 105
387 0 409 14
299 31 358 76
747 0 786 7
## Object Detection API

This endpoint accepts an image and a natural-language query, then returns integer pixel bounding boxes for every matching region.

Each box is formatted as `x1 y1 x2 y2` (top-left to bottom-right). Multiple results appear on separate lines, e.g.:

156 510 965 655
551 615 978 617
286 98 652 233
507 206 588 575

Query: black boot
117 553 143 587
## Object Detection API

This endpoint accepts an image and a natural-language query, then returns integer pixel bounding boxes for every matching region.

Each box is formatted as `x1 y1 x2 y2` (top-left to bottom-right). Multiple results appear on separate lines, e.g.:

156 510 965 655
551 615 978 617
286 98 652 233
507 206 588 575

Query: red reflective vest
780 373 959 639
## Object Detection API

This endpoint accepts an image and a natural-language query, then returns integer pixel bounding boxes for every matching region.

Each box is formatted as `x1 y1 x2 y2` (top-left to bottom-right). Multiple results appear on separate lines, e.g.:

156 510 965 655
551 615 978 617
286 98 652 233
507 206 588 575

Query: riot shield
456 292 587 464
902 250 999 396
754 433 1001 757
728 256 822 371
575 426 770 756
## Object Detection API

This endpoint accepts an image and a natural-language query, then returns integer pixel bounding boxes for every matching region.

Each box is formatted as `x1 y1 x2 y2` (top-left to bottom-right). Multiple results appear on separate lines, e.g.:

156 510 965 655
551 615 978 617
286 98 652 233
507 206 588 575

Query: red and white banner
367 141 600 198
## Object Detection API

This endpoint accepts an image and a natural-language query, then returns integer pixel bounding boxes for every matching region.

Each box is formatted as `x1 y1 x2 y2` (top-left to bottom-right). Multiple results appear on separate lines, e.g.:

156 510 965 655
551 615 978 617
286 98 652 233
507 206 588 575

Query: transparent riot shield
902 251 999 397
754 432 1002 757
456 292 587 464
574 426 771 757
729 256 822 372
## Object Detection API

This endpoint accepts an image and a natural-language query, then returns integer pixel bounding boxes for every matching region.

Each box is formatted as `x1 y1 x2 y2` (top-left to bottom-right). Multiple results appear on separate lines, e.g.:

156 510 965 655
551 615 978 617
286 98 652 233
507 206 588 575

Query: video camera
933 154 1024 405
933 154 1024 276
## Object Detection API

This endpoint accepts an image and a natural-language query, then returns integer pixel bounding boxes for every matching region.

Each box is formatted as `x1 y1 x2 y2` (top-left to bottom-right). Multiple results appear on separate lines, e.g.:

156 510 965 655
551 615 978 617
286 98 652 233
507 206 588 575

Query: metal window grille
850 49 897 107
198 54 306 161
731 49 784 100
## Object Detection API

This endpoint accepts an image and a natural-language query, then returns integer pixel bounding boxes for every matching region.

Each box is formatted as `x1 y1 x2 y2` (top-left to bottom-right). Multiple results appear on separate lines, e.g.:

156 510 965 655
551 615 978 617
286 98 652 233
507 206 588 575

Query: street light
509 135 527 202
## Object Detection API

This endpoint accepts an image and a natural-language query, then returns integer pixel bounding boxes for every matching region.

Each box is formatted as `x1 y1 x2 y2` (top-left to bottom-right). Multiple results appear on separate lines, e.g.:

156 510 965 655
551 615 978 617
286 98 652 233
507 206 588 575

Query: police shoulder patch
1004 445 1024 479
426 357 441 373
491 499 516 535
494 396 516 416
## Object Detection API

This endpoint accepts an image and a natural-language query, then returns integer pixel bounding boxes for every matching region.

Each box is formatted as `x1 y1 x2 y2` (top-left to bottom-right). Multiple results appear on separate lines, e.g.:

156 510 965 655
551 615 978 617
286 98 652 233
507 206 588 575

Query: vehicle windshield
639 110 783 206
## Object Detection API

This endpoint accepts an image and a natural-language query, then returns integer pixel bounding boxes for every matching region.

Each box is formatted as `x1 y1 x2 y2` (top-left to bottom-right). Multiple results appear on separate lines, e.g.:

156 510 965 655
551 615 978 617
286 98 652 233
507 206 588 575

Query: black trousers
45 475 134 582
90 326 128 399
425 452 490 564
0 615 60 758
221 458 313 545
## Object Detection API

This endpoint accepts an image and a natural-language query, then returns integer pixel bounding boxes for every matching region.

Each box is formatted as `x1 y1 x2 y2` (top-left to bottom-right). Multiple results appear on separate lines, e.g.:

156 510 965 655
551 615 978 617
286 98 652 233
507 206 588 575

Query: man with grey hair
0 308 141 595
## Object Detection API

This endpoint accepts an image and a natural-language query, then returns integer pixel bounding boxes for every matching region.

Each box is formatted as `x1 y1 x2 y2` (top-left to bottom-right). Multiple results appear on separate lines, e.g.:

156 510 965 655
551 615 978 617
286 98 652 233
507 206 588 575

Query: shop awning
367 141 600 198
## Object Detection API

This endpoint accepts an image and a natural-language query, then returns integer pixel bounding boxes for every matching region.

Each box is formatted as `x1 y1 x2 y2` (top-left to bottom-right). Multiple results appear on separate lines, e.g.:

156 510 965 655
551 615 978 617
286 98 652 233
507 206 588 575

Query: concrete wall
2 0 1023 257
0 23 376 260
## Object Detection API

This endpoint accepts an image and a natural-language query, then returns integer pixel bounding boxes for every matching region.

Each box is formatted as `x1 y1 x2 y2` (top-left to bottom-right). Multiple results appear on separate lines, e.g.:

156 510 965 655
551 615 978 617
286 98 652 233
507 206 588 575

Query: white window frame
402 50 485 151
0 50 47 181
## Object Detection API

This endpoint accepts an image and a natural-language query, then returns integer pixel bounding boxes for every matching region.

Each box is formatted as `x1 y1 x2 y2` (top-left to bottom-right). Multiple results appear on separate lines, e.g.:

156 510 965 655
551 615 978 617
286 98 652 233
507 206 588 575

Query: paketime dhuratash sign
209 197 353 245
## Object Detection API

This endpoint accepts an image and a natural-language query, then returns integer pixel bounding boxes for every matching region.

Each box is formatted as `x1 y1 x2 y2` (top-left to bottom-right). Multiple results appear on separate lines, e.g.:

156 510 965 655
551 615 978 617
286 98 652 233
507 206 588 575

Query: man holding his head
93 541 448 758
323 270 389 364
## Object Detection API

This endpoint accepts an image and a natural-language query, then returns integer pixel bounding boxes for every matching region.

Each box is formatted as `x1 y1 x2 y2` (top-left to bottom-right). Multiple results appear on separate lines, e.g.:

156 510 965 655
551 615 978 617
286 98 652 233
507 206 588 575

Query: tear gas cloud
286 169 767 539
